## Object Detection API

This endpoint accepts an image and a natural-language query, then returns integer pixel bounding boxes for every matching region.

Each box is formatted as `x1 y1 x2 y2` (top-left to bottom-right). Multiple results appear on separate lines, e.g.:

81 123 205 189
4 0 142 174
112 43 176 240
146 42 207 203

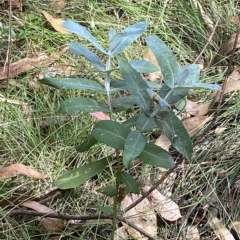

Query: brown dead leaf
51 0 67 13
155 133 171 152
192 0 214 30
114 226 129 240
186 225 200 240
215 126 227 135
183 115 213 137
21 201 65 231
42 11 70 34
143 186 182 221
209 217 235 240
229 221 240 238
0 163 45 180
0 48 68 80
185 100 211 116
121 194 157 240
212 33 240 64
143 48 162 82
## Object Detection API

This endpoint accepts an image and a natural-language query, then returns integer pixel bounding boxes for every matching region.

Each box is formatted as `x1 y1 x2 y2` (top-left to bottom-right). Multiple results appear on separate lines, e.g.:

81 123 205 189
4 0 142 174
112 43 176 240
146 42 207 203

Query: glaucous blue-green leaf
110 80 127 92
130 60 160 73
59 98 109 114
63 20 107 54
177 64 200 85
136 113 158 132
123 130 147 168
146 88 170 108
145 80 162 89
92 120 130 150
122 115 139 128
112 96 137 112
55 157 109 189
108 28 116 42
155 111 192 160
39 77 105 92
146 36 179 88
138 143 175 168
117 171 140 194
109 22 148 56
174 98 187 111
160 84 189 104
68 42 105 71
97 185 117 197
75 135 98 152
118 56 150 114
175 83 221 91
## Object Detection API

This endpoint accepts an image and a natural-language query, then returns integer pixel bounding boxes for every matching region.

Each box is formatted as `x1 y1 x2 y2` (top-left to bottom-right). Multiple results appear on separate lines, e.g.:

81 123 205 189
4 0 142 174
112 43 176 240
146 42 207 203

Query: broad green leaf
138 143 175 168
109 22 148 56
145 80 162 89
123 130 147 168
175 83 221 91
146 36 179 88
68 42 105 71
59 98 109 114
160 84 189 104
155 111 192 160
136 113 158 132
63 20 107 54
39 77 105 92
97 185 117 197
117 172 140 194
174 98 187 111
92 120 130 150
75 135 98 152
112 96 137 112
108 28 116 42
122 115 139 128
177 64 200 85
118 56 150 114
55 157 109 189
130 60 160 73
98 206 121 215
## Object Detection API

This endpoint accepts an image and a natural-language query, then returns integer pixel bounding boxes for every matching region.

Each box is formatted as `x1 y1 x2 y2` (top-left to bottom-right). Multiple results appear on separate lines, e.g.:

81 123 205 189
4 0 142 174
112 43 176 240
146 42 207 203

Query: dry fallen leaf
51 0 67 13
155 133 171 152
185 100 211 116
209 216 235 240
21 201 65 231
186 225 200 240
0 163 45 180
114 226 129 240
42 11 70 34
215 126 227 135
212 33 240 64
143 186 182 221
183 115 213 137
121 194 157 240
229 221 240 238
0 48 68 80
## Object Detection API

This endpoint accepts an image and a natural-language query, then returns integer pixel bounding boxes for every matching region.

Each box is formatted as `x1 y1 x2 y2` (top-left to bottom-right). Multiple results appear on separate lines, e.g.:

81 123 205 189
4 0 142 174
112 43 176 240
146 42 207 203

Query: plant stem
105 56 113 120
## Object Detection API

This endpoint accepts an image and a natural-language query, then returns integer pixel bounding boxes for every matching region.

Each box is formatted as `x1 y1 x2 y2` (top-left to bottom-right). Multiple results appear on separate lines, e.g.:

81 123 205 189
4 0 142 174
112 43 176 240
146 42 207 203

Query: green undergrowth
1 0 240 239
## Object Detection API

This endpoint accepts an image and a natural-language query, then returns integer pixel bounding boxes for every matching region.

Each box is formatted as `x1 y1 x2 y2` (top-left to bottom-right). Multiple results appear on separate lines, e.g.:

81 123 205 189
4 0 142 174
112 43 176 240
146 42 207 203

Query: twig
124 158 183 213
117 216 156 240
194 18 220 64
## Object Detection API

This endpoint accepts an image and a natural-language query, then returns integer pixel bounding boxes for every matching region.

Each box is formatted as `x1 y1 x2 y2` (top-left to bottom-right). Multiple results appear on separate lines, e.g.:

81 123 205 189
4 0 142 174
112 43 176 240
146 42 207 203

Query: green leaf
117 172 140 194
75 135 98 152
155 111 192 160
92 120 131 150
112 96 137 112
59 98 109 114
146 36 179 88
123 130 147 168
39 78 105 92
55 157 109 189
97 185 117 197
177 64 200 85
136 113 158 132
130 60 160 73
175 83 221 91
138 143 175 168
117 56 150 114
122 115 139 128
63 20 107 54
68 42 105 71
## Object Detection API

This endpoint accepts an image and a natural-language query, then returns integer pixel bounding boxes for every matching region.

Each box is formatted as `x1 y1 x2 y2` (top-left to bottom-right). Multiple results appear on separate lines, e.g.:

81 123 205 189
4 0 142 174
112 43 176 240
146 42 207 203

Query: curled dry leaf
209 216 235 240
42 11 70 34
212 33 240 64
0 163 45 180
186 225 200 240
51 0 67 13
183 115 213 137
143 186 182 221
121 194 157 240
0 48 68 80
21 201 65 231
215 126 227 135
114 226 129 240
185 100 211 116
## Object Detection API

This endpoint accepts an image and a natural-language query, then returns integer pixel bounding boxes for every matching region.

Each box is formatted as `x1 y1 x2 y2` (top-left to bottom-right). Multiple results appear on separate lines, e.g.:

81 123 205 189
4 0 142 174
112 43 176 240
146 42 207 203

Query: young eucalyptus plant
39 20 221 231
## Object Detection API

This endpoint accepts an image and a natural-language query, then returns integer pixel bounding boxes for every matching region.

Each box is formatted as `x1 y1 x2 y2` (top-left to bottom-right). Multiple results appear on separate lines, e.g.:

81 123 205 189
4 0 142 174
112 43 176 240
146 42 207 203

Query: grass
1 0 240 239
